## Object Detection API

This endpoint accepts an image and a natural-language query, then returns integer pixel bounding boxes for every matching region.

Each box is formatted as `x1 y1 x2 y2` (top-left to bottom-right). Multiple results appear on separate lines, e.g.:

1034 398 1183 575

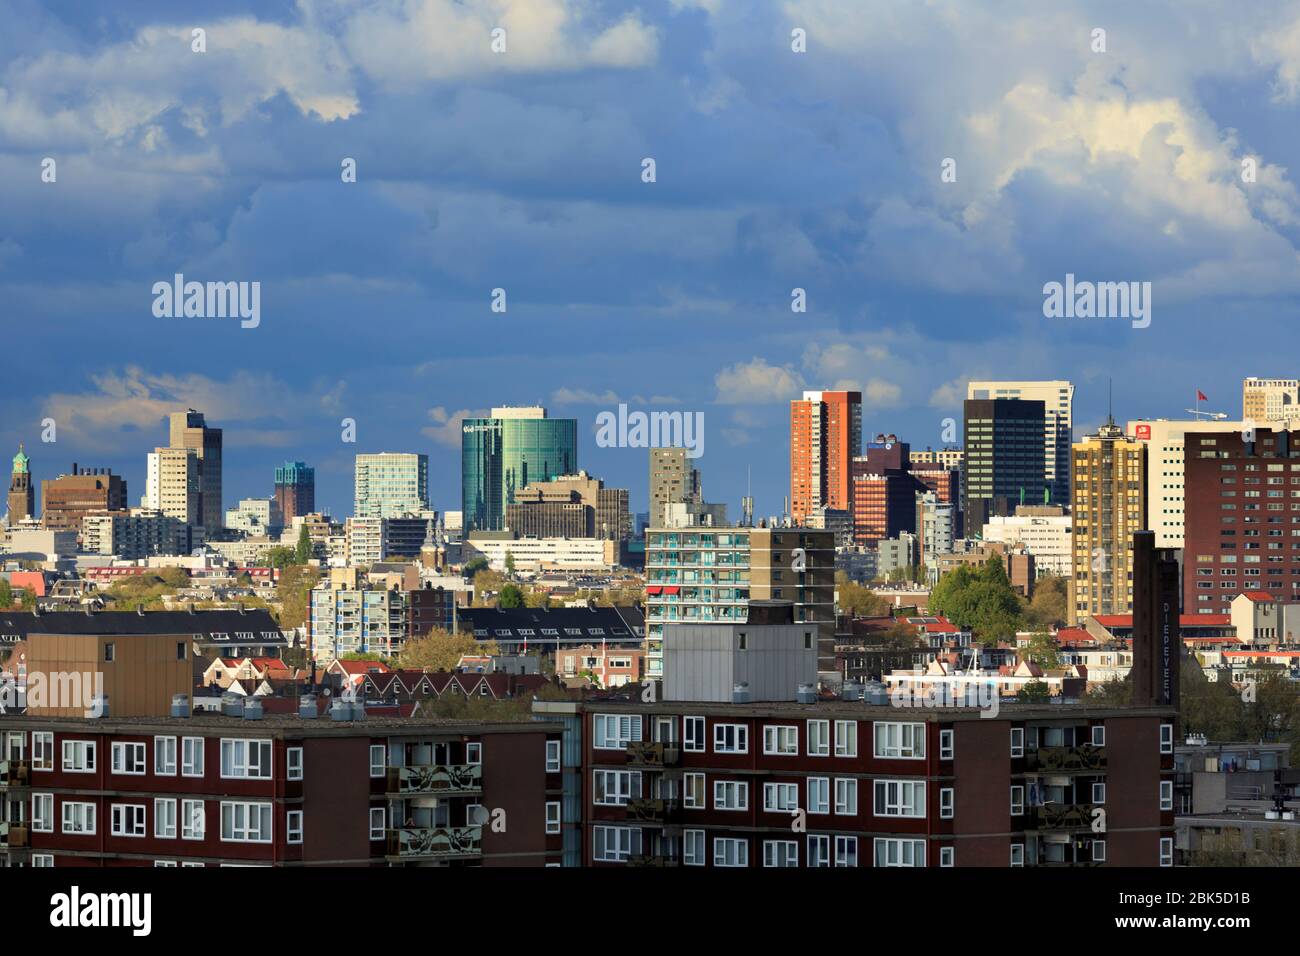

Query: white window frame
683 716 705 752
1092 782 1106 805
369 807 385 841
763 839 798 868
1159 837 1173 866
834 720 858 758
763 782 799 813
834 835 858 867
1093 839 1107 863
1010 785 1025 816
62 801 97 835
1010 843 1025 867
154 736 177 776
181 799 205 840
593 769 642 806
763 724 798 756
940 787 954 819
32 793 54 833
874 722 925 759
713 780 749 811
1159 724 1174 754
220 801 273 843
683 771 706 809
806 719 830 756
807 834 831 867
545 740 561 773
181 737 204 777
111 741 147 776
110 804 146 838
939 846 954 867
807 776 830 815
31 732 53 771
287 747 304 781
287 810 303 844
1159 780 1173 811
593 824 641 863
466 742 482 764
874 837 925 867
369 744 385 778
683 828 706 866
874 779 927 818
1091 725 1106 747
1010 727 1025 758
712 836 748 868
834 778 858 816
713 723 748 754
154 798 177 839
939 728 954 761
61 740 96 774
220 739 272 780
545 801 561 834
593 714 642 751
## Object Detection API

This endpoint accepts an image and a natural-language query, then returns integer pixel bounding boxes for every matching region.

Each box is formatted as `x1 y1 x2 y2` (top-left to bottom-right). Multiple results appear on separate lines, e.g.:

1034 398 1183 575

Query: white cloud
551 388 619 405
714 358 803 404
422 405 488 446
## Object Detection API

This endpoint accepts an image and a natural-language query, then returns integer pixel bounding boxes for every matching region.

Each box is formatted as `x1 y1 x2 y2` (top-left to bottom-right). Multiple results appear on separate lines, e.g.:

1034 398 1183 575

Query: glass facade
462 415 577 531
354 453 429 518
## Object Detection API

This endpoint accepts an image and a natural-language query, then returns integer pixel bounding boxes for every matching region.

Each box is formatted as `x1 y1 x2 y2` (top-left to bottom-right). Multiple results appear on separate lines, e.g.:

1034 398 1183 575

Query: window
834 835 858 867
807 777 830 814
1010 785 1024 815
63 802 97 835
111 741 146 775
545 801 561 834
1159 837 1173 867
683 716 705 752
1010 843 1025 867
182 737 204 777
220 739 272 779
1010 727 1024 758
874 722 924 759
807 834 830 867
806 719 830 756
1091 725 1106 747
1092 782 1106 804
369 807 385 841
875 838 925 867
1093 840 1107 863
713 780 749 811
939 847 954 867
763 725 798 755
104 642 114 662
545 740 561 773
33 793 54 833
593 769 642 806
939 729 954 761
154 737 177 776
287 810 303 844
683 772 706 809
763 782 799 813
874 779 926 818
1159 781 1173 811
764 840 798 867
155 860 176 867
287 747 303 781
940 788 954 819
32 854 53 867
834 778 858 815
32 732 53 771
154 799 177 839
181 800 205 840
1159 724 1174 754
593 825 641 862
466 742 482 764
367 744 385 778
220 802 273 843
176 641 187 661
61 740 96 773
683 829 706 866
713 723 748 754
834 720 858 757
593 714 642 750
713 837 748 868
110 804 146 837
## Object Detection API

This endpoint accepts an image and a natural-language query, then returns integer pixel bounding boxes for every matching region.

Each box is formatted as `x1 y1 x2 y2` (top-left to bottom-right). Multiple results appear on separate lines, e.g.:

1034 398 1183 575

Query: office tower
354 453 430 519
461 407 577 533
169 409 222 530
790 390 862 523
274 460 315 526
1183 426 1300 615
981 505 1072 578
643 526 835 678
6 445 34 524
967 381 1073 506
910 447 964 469
148 447 201 526
1242 377 1300 423
40 465 128 533
649 447 701 526
850 435 925 544
1131 531 1181 709
516 471 631 541
1069 419 1147 624
225 497 283 535
1125 418 1252 548
963 398 1048 534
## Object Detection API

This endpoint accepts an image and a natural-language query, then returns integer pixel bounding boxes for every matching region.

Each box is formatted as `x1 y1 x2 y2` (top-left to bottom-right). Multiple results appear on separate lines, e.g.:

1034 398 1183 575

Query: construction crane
1183 408 1229 420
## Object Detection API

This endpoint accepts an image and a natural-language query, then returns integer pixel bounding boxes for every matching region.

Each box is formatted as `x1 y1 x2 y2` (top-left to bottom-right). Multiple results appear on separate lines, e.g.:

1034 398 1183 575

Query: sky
3 0 1300 521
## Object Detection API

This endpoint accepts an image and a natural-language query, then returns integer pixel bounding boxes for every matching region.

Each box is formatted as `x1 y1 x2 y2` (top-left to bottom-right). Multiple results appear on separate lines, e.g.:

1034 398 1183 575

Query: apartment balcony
386 763 483 796
0 760 29 789
626 741 680 767
385 825 482 860
1025 803 1101 831
626 798 682 825
1025 745 1107 773
0 822 28 847
628 852 679 867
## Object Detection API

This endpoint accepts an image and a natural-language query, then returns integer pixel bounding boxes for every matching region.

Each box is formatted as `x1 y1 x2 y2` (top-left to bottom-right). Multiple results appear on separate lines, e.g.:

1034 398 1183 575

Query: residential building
981 506 1072 578
147 447 201 527
649 447 702 527
225 498 283 536
169 410 223 532
462 407 577 533
790 390 862 524
39 466 128 534
963 398 1048 534
967 381 1074 507
354 454 430 520
273 461 315 527
916 493 956 572
82 511 196 560
1242 378 1300 425
456 605 644 657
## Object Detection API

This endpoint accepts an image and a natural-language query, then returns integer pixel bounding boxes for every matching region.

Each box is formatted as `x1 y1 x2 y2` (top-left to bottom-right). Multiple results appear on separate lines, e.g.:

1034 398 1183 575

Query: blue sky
3 0 1300 520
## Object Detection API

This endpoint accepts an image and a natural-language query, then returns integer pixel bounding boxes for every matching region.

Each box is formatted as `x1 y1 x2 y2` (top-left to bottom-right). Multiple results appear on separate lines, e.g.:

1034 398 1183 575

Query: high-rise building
515 471 631 541
355 453 430 519
915 491 956 572
963 398 1048 533
849 435 926 545
169 409 223 531
148 447 201 526
790 390 861 524
1070 420 1147 624
274 460 315 526
1242 378 1300 424
981 506 1073 578
225 497 283 535
1183 427 1300 615
40 465 128 533
967 381 1073 506
1125 418 1252 549
462 407 577 533
648 447 701 526
6 445 34 524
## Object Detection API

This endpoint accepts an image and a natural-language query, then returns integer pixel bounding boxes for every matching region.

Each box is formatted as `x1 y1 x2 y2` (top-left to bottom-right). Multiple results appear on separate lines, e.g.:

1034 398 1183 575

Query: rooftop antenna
742 466 754 527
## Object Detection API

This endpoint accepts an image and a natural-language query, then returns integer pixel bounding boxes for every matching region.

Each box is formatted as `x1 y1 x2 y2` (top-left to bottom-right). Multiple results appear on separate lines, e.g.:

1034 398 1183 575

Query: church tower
7 444 33 524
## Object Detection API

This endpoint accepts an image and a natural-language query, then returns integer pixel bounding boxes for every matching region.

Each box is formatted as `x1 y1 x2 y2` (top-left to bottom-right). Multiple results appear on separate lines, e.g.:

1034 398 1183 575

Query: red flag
1197 390 1208 401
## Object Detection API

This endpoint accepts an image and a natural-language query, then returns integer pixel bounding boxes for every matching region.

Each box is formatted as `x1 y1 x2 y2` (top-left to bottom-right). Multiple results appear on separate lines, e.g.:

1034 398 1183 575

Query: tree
524 588 552 609
1025 574 1068 629
265 546 298 570
462 556 489 578
275 564 320 630
1016 680 1052 703
836 579 891 618
400 627 499 672
927 557 1023 644
497 584 524 609
0 579 12 608
472 569 506 606
295 524 313 565
1019 632 1060 670
504 551 516 577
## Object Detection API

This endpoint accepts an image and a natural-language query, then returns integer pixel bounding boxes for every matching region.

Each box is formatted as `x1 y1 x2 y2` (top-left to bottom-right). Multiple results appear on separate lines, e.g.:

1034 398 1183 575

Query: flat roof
0 713 560 737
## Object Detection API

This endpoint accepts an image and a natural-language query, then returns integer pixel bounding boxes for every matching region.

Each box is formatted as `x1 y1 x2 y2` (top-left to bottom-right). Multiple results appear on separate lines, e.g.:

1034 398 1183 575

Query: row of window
31 735 288 781
31 795 295 844
594 715 941 759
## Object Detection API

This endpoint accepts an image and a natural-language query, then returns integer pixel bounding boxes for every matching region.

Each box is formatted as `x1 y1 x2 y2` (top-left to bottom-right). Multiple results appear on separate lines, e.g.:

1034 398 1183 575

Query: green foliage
1025 574 1068 629
295 524 313 565
275 564 320 630
265 546 299 570
836 578 892 618
1019 632 1060 669
927 557 1023 644
497 583 524 609
1016 680 1052 703
462 556 490 577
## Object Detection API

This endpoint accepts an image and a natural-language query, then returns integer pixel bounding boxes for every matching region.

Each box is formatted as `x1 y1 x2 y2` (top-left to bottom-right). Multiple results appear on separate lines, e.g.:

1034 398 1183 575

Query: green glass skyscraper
462 407 577 532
